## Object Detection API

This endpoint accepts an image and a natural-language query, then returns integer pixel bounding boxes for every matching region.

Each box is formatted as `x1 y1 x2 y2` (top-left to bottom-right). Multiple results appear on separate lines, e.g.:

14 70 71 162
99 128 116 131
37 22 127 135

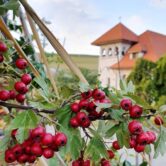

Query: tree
128 57 166 106
0 1 166 166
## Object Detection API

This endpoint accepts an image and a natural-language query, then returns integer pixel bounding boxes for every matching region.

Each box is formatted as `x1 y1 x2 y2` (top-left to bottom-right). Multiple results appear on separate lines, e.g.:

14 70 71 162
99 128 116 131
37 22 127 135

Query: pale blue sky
28 0 166 55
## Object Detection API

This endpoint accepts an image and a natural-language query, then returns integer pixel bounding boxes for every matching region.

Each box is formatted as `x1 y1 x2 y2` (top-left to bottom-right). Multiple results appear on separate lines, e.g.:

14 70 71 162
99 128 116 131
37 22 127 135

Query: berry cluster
120 98 156 153
5 126 67 164
0 41 8 63
70 89 110 128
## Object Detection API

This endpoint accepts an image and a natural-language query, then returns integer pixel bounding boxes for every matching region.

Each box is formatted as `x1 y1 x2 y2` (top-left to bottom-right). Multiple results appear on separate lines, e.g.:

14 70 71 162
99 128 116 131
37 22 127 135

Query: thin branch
0 101 56 114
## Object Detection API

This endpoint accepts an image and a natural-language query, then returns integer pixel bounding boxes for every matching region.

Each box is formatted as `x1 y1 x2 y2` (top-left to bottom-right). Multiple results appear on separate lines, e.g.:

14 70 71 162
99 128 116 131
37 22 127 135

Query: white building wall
98 42 131 88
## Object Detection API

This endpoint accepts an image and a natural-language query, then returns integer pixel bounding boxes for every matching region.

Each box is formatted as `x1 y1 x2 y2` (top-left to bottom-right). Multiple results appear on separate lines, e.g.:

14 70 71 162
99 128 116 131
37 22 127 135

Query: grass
47 54 99 72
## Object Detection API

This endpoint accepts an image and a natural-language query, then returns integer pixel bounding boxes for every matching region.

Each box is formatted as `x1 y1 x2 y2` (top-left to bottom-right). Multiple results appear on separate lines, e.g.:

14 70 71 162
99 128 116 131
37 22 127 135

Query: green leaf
127 81 135 93
120 79 128 92
85 136 107 164
110 109 124 122
154 126 166 158
96 102 112 112
123 160 132 166
105 124 120 138
140 161 148 166
7 110 39 143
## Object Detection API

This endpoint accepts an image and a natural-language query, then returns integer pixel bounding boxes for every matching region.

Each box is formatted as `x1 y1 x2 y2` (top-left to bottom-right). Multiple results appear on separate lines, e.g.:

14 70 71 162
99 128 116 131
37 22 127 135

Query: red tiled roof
92 23 138 46
111 30 166 69
128 43 146 53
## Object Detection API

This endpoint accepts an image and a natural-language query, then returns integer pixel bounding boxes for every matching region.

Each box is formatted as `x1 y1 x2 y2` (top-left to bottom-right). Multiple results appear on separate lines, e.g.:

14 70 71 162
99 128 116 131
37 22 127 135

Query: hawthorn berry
129 105 143 118
79 99 89 110
136 132 149 145
112 141 121 150
107 150 115 159
31 126 46 140
120 98 132 111
101 158 111 166
21 74 32 85
82 159 90 166
14 81 27 94
16 94 25 103
146 131 156 143
81 90 92 99
24 146 31 154
11 129 18 138
70 102 80 113
80 118 91 128
0 90 10 101
0 41 8 52
134 144 145 153
154 116 163 125
54 132 67 147
28 155 36 163
9 90 16 99
41 133 54 146
72 160 80 166
5 150 16 163
70 117 79 128
43 148 54 159
128 120 143 135
129 138 136 148
87 101 97 112
76 112 88 124
17 154 28 163
15 58 27 70
12 144 23 157
92 89 105 100
31 143 43 157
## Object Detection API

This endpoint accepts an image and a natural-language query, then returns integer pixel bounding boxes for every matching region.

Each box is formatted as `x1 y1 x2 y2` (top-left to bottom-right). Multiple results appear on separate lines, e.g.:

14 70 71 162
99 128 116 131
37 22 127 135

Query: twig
82 128 92 139
0 101 56 114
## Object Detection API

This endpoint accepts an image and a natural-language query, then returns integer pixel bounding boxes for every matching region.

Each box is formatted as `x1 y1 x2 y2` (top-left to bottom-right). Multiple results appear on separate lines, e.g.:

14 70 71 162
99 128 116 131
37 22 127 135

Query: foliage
128 57 166 105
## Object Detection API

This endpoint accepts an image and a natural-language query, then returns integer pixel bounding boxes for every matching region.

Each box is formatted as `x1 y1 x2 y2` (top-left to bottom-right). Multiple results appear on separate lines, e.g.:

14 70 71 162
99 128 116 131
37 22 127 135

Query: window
132 53 137 59
115 47 119 55
122 47 125 56
108 48 112 56
101 49 106 56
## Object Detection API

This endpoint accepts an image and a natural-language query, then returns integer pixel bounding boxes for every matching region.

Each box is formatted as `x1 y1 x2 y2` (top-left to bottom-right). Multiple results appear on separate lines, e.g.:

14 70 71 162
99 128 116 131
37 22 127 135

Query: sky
27 0 166 55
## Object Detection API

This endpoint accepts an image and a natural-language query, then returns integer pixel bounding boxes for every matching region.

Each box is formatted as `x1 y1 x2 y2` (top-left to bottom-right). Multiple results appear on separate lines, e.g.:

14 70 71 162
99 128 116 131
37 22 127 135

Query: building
92 23 166 88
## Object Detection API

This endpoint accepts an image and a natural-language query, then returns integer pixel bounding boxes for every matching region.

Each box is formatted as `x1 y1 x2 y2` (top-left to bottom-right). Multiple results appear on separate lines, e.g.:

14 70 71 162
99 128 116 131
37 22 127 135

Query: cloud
125 15 147 34
149 0 166 8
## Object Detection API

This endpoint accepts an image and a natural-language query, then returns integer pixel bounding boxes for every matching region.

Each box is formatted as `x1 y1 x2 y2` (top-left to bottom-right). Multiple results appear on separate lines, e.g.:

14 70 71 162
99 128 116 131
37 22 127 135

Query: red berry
5 150 16 163
81 90 92 99
28 155 37 163
112 141 121 150
0 54 4 63
146 131 156 144
70 117 79 128
17 154 28 163
72 160 81 166
31 126 46 140
129 105 143 118
101 158 111 166
129 138 136 148
79 99 89 110
16 94 25 103
0 41 8 52
42 133 54 146
43 148 54 159
134 144 145 153
70 103 80 113
54 132 67 147
76 112 88 124
154 116 163 125
89 110 104 118
92 89 105 100
9 90 16 99
15 58 28 69
87 101 97 112
82 159 90 166
136 132 149 145
14 81 27 94
31 143 43 157
21 74 32 85
0 90 10 101
107 150 115 159
11 129 18 138
12 144 23 157
51 144 59 151
24 146 31 154
128 120 143 135
120 98 132 111
80 118 91 128
100 98 111 104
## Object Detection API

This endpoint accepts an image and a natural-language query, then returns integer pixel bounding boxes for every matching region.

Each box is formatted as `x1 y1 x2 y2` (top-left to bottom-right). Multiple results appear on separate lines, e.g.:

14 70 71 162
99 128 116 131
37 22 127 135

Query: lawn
47 54 99 72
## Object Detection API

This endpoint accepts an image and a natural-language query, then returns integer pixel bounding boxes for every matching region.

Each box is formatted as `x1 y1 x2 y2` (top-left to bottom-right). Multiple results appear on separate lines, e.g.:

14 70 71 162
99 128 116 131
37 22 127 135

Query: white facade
98 42 132 88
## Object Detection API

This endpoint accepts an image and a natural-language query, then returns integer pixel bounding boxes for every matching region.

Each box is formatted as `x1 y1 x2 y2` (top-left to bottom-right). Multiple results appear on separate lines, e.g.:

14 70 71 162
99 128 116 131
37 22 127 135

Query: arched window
122 47 125 56
115 47 119 55
108 48 112 56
